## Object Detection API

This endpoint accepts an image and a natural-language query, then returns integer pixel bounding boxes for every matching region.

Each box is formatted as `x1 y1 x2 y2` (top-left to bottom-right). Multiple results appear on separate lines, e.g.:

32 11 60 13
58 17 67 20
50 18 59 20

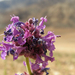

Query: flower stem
25 57 33 75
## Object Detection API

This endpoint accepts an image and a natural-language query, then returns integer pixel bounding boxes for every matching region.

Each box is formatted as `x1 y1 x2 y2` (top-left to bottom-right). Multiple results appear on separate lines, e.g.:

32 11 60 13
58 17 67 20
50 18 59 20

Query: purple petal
17 36 26 45
6 24 13 31
2 42 14 51
42 54 55 62
49 51 53 57
10 16 19 23
40 17 47 22
23 61 26 66
43 36 56 44
42 61 48 69
36 55 43 64
48 42 55 51
13 53 18 60
43 25 46 29
43 31 54 39
24 30 31 38
13 27 20 36
37 17 47 29
0 46 3 51
1 51 7 60
15 46 26 55
31 63 39 70
4 36 13 42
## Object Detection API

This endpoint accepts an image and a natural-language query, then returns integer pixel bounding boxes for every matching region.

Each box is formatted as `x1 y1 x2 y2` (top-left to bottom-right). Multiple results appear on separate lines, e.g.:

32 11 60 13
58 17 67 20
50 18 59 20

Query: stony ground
0 28 75 75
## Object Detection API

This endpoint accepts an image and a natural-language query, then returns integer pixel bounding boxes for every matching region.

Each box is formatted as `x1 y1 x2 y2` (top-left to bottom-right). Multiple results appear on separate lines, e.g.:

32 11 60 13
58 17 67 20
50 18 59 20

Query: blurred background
0 0 75 75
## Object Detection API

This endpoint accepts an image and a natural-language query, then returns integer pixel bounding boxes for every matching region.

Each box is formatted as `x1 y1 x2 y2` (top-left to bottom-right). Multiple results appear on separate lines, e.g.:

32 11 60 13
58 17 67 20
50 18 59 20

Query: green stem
25 57 33 75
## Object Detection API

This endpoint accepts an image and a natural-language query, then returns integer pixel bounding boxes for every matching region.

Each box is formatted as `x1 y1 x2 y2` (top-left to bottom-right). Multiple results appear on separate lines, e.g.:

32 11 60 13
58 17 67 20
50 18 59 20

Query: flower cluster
0 15 59 75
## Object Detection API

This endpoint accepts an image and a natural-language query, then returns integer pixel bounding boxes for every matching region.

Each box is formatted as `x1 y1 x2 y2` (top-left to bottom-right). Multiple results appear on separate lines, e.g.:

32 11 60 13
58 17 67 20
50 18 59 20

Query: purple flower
23 61 26 66
42 62 48 69
15 46 26 55
13 27 21 36
42 31 56 57
4 35 13 42
0 15 59 75
37 17 47 30
0 42 14 59
24 30 31 38
2 42 14 50
31 63 40 70
35 55 43 64
11 15 19 23
1 51 7 60
42 54 55 62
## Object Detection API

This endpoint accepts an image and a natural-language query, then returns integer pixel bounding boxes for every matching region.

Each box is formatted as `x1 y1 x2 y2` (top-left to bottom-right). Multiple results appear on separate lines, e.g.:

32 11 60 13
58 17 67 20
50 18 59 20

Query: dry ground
45 28 75 75
0 28 75 75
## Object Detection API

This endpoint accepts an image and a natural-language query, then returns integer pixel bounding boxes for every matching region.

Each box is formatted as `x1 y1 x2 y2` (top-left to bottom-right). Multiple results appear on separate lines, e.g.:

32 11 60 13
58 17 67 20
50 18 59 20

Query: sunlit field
0 28 75 75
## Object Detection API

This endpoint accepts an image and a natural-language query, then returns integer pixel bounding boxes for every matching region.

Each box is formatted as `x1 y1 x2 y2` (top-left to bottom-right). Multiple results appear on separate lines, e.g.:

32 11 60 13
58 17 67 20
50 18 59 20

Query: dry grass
0 28 75 75
49 52 75 75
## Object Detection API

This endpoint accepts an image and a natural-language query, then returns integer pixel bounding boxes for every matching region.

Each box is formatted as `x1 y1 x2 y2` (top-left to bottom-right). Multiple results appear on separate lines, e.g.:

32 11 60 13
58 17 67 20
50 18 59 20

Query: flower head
0 15 59 75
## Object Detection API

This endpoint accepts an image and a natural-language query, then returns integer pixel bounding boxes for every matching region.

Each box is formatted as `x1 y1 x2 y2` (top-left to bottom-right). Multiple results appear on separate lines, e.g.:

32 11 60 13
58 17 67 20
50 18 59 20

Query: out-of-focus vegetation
0 0 75 29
